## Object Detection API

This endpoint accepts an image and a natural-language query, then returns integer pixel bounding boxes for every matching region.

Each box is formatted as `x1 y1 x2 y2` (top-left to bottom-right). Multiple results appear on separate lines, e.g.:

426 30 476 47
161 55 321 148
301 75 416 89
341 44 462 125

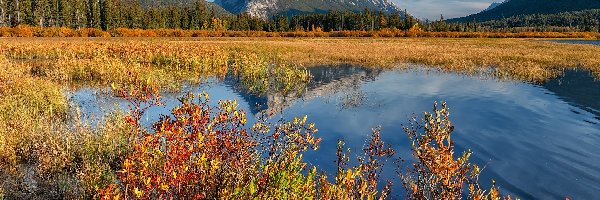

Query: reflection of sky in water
69 66 600 199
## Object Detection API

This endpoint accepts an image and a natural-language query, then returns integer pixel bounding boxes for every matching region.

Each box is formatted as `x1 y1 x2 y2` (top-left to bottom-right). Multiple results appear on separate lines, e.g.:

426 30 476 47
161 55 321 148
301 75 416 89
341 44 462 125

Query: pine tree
378 12 387 29
72 0 86 28
0 0 6 26
59 0 72 27
32 0 50 27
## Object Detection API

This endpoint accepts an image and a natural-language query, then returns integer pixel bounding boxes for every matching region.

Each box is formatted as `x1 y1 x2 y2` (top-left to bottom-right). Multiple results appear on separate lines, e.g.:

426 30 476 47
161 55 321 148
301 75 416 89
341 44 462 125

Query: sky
393 0 499 20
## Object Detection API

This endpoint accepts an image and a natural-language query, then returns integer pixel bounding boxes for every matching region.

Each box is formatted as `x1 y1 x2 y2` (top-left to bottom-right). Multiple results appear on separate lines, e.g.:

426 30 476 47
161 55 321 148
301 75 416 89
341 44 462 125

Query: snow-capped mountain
213 0 400 19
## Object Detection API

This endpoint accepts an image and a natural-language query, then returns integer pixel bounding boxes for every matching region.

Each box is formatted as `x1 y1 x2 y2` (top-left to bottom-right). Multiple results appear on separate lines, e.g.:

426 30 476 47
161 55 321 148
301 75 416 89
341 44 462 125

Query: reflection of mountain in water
543 69 600 119
224 65 382 115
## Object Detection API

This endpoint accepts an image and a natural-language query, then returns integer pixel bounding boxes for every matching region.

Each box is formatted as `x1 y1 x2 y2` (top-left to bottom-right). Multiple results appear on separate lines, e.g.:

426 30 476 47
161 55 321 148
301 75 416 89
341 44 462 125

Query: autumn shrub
400 102 506 199
99 77 392 199
111 28 158 37
154 28 191 37
33 27 77 37
77 28 109 37
93 71 510 199
317 129 395 199
109 28 134 37
1 26 600 38
0 27 13 37
99 74 321 199
373 28 396 37
10 25 34 37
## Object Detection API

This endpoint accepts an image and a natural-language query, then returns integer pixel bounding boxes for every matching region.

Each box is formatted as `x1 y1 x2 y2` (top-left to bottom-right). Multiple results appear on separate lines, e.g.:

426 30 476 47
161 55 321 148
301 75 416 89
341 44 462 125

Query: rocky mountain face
213 0 400 18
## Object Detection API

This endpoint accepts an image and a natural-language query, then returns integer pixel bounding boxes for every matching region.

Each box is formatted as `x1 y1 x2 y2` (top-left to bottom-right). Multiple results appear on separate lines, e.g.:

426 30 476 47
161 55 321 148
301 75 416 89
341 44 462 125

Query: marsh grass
0 52 130 199
208 37 600 82
4 37 599 83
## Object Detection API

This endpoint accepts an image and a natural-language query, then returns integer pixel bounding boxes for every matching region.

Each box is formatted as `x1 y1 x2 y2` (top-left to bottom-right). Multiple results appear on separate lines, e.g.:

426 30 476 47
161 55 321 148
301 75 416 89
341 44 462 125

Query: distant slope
478 9 600 31
450 0 600 22
213 0 400 19
484 2 502 12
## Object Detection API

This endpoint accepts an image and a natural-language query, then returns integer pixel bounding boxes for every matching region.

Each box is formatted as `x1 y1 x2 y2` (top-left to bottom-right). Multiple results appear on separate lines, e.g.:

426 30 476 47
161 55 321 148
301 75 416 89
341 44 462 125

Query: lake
70 65 600 199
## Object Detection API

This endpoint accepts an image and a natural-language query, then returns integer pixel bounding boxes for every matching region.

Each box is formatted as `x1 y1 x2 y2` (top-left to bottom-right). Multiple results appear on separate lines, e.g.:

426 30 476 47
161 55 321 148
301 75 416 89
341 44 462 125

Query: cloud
393 0 499 20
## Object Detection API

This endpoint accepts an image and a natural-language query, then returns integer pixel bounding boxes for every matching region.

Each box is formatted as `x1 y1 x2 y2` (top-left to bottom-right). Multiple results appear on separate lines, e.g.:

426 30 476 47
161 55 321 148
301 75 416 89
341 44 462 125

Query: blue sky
394 0 499 20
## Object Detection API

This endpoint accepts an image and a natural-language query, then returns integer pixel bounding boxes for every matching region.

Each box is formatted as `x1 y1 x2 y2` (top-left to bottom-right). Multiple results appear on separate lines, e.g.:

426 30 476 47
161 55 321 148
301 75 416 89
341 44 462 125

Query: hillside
213 0 400 19
484 2 502 12
450 0 600 22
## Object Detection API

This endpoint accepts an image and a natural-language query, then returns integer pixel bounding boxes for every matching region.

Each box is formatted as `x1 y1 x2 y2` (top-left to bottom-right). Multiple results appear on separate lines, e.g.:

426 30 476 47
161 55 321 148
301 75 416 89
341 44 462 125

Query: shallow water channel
70 65 600 199
549 40 600 46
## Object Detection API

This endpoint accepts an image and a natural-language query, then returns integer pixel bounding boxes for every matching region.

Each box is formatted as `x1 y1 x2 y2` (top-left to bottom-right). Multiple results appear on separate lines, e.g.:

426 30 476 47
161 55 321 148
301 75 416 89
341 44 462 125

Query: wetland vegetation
1 37 599 199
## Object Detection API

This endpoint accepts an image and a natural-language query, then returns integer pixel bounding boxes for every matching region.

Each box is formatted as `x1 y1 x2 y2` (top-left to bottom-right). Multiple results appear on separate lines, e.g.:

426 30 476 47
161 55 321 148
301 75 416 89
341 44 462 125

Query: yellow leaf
134 187 143 198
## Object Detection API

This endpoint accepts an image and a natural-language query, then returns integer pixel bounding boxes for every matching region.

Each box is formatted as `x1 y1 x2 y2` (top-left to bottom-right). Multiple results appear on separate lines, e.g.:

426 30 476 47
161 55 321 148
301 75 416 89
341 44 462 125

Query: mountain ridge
484 2 503 12
450 0 600 22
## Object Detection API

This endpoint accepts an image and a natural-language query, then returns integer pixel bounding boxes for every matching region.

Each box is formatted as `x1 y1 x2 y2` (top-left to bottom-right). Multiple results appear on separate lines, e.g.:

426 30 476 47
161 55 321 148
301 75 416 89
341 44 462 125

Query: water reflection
70 65 600 199
543 69 600 121
221 64 383 115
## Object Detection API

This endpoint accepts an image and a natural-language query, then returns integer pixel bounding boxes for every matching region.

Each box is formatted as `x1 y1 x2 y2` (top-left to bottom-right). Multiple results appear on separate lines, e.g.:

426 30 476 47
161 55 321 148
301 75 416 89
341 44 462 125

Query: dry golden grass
2 37 598 82
195 37 600 82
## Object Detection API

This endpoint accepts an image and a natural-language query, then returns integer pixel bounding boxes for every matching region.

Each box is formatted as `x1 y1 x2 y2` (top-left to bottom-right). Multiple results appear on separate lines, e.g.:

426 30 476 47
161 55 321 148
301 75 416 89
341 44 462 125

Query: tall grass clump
230 52 311 95
0 57 132 199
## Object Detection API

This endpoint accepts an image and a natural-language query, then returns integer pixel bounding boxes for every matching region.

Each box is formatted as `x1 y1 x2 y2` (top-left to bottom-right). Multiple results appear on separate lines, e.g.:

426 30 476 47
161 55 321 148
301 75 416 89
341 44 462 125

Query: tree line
0 0 420 31
423 10 600 32
0 0 598 33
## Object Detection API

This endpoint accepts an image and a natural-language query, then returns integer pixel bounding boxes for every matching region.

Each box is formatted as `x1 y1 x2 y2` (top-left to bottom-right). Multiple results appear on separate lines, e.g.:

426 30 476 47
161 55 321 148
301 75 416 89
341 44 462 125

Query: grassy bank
3 37 598 84
208 37 600 82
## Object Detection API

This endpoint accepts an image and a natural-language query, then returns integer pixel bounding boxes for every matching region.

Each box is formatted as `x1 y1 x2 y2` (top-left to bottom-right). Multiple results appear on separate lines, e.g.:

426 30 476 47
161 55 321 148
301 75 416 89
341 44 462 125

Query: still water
549 40 600 46
70 66 600 199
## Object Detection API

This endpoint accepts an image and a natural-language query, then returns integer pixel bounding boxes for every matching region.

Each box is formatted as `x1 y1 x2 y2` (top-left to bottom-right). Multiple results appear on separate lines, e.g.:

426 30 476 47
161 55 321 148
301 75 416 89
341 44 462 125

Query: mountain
450 0 600 22
484 2 502 12
213 0 400 19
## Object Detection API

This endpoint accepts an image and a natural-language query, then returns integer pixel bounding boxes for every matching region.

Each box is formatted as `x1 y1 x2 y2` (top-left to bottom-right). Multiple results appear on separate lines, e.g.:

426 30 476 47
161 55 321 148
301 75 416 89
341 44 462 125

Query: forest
0 0 417 32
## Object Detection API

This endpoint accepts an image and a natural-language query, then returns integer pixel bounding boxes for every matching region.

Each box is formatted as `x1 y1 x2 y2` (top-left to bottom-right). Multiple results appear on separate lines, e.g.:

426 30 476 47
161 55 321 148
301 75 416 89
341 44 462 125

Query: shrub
100 74 320 199
401 102 506 199
97 74 509 199
10 25 34 37
77 28 109 37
